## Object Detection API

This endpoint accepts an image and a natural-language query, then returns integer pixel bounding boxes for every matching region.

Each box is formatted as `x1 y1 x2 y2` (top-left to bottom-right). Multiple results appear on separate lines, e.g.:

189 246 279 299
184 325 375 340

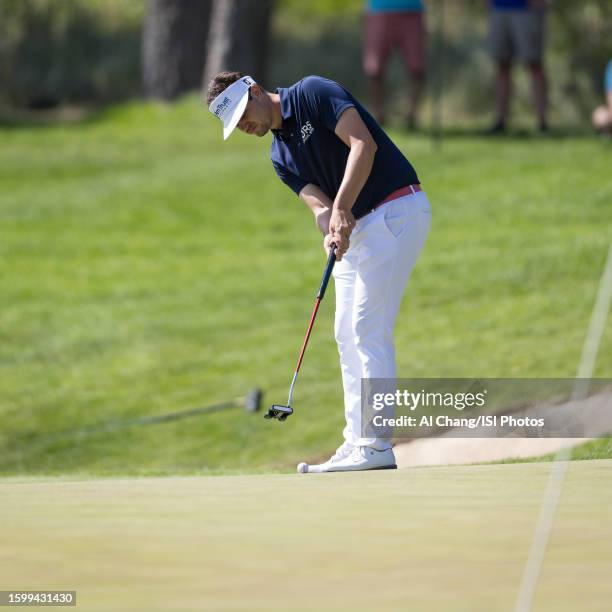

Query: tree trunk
142 0 212 101
204 0 274 90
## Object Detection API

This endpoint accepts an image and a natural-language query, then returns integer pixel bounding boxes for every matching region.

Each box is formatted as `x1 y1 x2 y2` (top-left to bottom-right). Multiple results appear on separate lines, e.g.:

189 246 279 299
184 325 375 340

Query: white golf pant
333 189 431 449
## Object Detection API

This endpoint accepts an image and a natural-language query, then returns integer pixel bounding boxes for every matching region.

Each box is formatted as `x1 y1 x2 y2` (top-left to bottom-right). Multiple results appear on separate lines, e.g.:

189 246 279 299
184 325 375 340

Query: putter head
264 404 293 421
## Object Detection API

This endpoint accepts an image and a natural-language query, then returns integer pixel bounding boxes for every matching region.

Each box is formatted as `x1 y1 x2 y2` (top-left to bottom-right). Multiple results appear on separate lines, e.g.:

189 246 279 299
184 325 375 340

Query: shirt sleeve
272 160 309 196
302 76 356 132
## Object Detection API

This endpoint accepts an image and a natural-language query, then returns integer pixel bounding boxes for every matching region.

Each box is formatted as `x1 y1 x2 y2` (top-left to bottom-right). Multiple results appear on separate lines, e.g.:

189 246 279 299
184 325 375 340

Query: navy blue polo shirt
270 76 419 219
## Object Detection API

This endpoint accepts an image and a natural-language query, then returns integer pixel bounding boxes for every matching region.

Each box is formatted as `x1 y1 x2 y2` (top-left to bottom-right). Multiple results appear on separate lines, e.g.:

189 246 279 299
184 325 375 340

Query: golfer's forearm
334 141 376 212
315 208 332 236
299 183 334 236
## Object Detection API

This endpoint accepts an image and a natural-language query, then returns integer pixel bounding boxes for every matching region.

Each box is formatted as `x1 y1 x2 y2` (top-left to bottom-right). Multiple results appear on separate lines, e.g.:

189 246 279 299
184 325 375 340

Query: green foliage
270 7 363 95
1 0 611 126
571 438 612 461
0 0 142 108
278 0 362 19
549 0 612 115
0 96 611 475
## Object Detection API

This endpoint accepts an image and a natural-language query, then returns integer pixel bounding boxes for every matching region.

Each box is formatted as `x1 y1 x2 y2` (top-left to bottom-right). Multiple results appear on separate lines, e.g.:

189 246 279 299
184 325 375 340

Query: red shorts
363 12 426 76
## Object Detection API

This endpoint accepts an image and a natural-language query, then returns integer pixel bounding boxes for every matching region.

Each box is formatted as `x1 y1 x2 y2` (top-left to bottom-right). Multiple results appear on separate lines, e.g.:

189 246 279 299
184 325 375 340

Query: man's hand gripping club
327 206 356 260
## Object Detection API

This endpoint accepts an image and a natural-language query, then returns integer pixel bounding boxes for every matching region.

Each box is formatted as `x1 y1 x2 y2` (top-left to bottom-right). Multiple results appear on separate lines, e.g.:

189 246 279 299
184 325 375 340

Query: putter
266 244 337 421
50 388 264 443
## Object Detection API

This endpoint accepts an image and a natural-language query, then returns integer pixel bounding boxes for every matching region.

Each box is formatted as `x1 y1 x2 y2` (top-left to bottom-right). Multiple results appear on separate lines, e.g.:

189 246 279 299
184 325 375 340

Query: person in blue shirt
363 0 426 129
488 0 550 133
592 60 612 135
206 72 431 472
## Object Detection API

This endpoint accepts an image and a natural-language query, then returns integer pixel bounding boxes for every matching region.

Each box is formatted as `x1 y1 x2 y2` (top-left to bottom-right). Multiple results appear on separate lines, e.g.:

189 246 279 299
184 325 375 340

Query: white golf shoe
329 441 355 462
297 445 396 473
297 441 354 473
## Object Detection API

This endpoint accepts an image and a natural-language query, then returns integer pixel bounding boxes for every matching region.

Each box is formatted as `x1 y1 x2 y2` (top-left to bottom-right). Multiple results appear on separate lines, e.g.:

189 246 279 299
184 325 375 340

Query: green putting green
2 459 611 610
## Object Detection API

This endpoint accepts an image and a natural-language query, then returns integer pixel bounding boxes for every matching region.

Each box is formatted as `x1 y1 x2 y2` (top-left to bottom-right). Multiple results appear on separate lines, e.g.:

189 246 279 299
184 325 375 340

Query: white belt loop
410 185 416 195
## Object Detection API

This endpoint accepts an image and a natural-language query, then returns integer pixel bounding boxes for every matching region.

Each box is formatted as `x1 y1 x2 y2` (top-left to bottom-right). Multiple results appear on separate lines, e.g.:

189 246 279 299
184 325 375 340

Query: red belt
370 184 422 215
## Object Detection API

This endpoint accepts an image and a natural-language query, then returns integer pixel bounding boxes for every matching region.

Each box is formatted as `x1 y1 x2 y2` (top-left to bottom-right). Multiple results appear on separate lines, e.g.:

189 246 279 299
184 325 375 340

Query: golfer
207 73 431 472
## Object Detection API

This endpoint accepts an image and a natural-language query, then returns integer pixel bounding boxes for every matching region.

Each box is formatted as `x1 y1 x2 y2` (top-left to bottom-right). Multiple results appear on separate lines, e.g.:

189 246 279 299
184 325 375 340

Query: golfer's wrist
332 200 352 213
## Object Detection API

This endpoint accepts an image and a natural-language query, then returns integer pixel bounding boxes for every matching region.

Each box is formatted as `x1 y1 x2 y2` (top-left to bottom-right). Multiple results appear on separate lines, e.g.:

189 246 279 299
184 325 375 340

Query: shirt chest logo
300 121 314 143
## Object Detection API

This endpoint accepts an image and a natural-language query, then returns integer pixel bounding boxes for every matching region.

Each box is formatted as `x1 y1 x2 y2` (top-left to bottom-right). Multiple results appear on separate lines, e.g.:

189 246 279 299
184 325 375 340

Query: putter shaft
291 244 337 385
267 245 337 420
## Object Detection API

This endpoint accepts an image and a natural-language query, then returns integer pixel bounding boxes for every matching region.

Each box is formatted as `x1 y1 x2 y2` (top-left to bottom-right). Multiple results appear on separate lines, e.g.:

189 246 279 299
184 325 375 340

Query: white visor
208 75 256 140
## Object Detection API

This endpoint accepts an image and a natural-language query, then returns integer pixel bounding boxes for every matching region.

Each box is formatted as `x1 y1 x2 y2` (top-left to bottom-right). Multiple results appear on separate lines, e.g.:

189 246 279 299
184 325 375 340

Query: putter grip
317 244 337 299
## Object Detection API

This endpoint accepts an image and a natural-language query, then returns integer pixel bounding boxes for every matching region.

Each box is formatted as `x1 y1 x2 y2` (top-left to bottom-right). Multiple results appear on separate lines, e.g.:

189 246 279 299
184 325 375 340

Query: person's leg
296 243 366 473
350 192 432 449
529 60 548 130
515 7 548 130
489 10 512 132
407 70 425 130
363 13 392 125
369 74 386 127
332 245 362 448
399 12 426 129
494 60 512 130
301 195 431 472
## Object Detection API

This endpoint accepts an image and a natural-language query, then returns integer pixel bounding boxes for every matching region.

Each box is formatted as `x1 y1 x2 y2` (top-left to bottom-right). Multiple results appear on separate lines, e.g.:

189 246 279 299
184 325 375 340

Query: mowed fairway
2 96 612 474
2 460 611 611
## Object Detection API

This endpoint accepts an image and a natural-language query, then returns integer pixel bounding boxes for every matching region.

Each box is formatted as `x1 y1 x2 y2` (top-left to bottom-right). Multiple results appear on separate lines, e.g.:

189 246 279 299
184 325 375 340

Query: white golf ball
297 462 308 473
